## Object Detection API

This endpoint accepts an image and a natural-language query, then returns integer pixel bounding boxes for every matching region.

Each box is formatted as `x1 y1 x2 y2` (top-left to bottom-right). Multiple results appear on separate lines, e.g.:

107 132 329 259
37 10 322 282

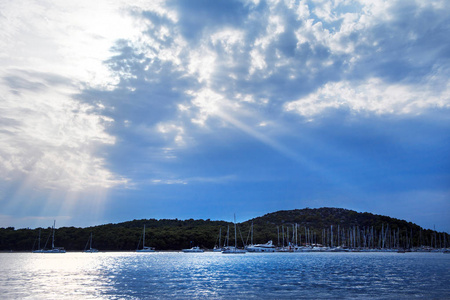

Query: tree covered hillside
0 208 448 251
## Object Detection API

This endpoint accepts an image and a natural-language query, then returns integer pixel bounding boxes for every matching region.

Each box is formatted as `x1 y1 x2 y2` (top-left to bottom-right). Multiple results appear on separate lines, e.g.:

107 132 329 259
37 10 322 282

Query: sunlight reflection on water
0 252 449 299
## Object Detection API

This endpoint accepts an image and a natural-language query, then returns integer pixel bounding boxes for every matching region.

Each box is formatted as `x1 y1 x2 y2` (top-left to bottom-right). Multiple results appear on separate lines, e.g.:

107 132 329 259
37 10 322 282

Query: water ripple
0 252 449 299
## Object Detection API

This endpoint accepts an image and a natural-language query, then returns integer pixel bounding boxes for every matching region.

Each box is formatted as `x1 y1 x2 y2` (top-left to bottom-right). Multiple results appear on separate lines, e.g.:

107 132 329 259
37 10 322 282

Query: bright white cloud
249 48 268 75
187 47 217 84
188 88 231 126
1 0 449 225
151 179 187 185
150 174 237 185
284 75 450 117
211 29 245 55
0 0 142 191
157 123 186 146
0 70 127 191
0 0 143 90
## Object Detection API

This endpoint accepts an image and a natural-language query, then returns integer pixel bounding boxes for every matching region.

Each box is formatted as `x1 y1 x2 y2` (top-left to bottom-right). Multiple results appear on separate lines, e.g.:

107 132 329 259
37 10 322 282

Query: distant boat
83 232 98 253
182 246 204 253
41 221 66 253
136 225 155 252
245 222 276 252
213 227 227 252
247 240 276 252
222 214 247 254
213 245 224 252
32 228 46 253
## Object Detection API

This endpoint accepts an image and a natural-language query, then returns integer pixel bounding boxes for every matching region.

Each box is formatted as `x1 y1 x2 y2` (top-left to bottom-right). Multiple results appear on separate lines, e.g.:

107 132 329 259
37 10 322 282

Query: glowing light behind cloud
0 0 146 192
0 0 449 230
0 0 143 226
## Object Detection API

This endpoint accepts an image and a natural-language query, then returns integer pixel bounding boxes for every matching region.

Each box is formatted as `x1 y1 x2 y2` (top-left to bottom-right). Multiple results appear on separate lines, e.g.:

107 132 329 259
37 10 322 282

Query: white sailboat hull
137 247 155 252
43 248 66 253
83 249 99 253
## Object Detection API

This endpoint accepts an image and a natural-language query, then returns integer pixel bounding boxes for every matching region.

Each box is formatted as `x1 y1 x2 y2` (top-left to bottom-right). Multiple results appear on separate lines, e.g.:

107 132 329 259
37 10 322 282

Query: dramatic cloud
0 0 449 230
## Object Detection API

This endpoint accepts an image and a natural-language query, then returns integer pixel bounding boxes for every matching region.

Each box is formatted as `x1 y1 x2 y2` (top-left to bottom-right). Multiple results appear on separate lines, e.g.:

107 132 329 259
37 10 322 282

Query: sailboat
32 228 44 253
83 232 98 253
213 227 226 252
136 225 155 252
42 220 66 253
222 214 247 254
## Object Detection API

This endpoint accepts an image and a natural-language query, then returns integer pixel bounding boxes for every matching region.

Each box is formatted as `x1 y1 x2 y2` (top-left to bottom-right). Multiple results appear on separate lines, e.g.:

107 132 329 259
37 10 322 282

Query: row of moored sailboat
33 218 450 254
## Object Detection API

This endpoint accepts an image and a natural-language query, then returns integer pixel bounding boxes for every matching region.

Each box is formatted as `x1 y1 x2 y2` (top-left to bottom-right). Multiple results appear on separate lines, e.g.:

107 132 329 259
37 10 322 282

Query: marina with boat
26 209 449 254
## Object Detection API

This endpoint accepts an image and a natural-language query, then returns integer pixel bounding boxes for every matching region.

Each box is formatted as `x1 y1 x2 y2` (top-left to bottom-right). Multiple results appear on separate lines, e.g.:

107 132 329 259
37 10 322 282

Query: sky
0 0 449 232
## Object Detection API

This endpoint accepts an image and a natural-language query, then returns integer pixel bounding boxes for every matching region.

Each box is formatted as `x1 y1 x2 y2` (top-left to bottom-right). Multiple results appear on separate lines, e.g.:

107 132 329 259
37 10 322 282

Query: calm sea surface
0 252 449 299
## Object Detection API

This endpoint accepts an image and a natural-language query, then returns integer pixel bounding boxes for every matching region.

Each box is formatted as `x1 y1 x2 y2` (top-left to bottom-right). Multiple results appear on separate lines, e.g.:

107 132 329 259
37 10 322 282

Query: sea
0 252 449 299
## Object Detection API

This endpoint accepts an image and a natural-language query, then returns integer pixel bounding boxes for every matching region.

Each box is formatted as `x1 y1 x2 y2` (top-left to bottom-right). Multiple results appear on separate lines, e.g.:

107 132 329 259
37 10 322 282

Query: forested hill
0 207 448 251
249 207 418 229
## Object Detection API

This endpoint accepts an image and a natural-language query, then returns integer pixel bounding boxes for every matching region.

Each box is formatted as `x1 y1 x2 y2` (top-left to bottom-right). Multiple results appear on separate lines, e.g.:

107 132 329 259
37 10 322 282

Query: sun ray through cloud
0 0 449 232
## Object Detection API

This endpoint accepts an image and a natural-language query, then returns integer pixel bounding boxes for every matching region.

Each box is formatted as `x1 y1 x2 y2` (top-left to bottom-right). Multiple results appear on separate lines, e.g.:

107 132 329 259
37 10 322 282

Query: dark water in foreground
0 252 449 299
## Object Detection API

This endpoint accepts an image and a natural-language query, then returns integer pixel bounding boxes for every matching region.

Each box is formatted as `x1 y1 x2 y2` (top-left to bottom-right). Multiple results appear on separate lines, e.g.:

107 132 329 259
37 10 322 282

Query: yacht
246 240 276 252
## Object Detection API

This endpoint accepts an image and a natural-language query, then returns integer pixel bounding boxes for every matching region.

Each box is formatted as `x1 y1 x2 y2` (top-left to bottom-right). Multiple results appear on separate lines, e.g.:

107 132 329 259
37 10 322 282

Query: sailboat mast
251 221 254 245
227 225 230 247
295 224 298 246
143 225 146 248
234 214 237 249
277 226 280 246
52 220 56 249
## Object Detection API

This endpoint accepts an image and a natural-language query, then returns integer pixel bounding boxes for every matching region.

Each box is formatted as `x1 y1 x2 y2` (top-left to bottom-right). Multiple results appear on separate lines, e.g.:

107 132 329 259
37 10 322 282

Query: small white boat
247 240 276 252
136 225 155 252
182 246 204 253
137 246 155 252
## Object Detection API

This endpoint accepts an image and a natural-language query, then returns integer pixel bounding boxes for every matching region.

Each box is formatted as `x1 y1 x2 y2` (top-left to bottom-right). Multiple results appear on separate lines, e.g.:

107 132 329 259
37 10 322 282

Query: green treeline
0 208 448 251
